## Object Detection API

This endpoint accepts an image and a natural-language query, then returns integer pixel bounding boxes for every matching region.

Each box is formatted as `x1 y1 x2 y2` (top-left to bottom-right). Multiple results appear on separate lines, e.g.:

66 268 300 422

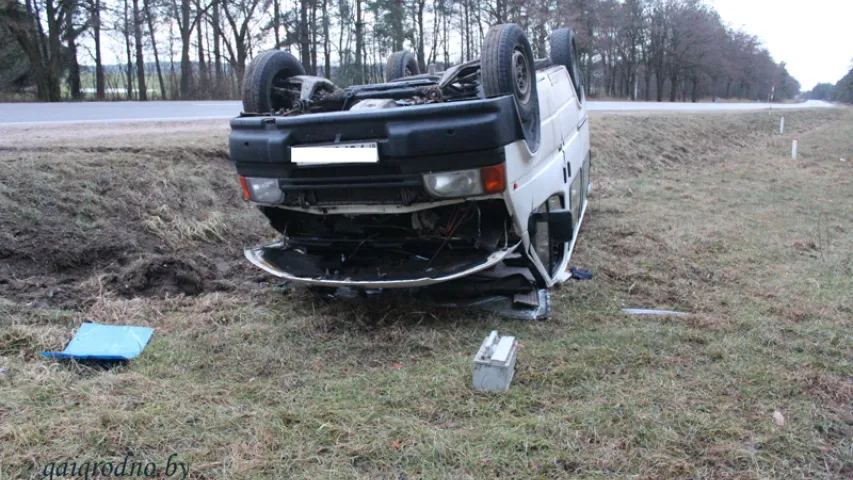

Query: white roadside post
780 116 785 134
792 138 798 160
472 331 518 392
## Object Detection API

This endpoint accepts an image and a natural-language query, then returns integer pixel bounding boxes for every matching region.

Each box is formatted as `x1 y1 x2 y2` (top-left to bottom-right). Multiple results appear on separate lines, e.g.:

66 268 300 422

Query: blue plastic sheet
41 323 154 360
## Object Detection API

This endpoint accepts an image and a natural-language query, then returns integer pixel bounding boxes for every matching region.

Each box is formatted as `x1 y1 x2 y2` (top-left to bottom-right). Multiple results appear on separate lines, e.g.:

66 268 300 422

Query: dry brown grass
1 108 852 479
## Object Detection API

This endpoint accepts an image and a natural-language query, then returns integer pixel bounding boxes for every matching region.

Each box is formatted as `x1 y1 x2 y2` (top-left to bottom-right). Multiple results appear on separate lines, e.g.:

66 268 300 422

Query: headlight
425 169 483 197
239 177 284 204
423 164 506 198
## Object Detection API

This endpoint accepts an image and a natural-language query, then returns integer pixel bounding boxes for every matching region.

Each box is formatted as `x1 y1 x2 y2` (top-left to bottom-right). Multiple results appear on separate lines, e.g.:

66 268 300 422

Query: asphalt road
0 99 834 125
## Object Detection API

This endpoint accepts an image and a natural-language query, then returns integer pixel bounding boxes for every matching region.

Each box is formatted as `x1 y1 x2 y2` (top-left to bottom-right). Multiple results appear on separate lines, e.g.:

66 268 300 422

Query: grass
1 108 852 479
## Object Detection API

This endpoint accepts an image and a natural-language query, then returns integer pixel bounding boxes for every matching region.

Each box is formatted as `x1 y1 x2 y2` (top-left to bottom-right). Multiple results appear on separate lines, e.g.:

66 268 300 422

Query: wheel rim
512 47 532 103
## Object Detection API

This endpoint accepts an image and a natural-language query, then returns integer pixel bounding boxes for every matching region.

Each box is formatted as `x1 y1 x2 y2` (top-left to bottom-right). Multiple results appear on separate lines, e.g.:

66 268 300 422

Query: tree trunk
336 1 345 73
442 5 449 66
428 0 439 65
310 0 318 75
691 80 697 102
655 69 665 102
299 0 310 72
234 42 247 91
463 0 470 61
143 0 166 99
197 14 207 91
92 0 105 99
17 0 50 100
322 0 330 77
417 0 426 73
44 0 63 101
132 0 147 100
669 73 678 102
474 0 483 54
179 0 193 98
272 0 281 48
213 1 223 96
354 0 363 84
123 0 134 99
65 4 82 100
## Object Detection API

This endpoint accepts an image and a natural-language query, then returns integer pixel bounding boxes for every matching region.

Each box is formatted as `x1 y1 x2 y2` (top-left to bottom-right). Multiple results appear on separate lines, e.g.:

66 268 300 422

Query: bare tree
131 0 146 99
170 0 208 98
121 0 134 99
354 0 363 83
217 0 263 90
143 0 166 99
88 0 105 99
322 0 330 77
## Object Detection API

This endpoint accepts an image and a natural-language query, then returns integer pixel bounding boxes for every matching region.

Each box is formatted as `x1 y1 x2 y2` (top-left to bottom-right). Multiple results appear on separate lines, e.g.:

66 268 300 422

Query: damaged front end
245 200 522 288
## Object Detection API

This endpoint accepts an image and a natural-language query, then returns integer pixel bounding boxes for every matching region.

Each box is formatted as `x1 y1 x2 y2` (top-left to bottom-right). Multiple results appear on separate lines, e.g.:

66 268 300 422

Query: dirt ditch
0 140 269 311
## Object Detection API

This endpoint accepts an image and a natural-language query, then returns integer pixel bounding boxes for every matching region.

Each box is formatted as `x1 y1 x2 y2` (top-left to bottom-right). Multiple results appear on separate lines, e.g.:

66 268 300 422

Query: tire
386 51 420 82
242 50 306 114
549 28 582 99
481 23 540 152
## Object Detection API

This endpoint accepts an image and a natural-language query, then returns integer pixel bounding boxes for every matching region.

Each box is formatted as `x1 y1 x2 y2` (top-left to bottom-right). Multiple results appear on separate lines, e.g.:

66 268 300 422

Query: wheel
242 50 306 114
386 51 420 82
549 28 582 99
481 23 540 152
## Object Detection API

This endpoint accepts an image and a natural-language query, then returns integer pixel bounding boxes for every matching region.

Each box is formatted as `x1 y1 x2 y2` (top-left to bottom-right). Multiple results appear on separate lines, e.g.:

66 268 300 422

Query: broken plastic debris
424 289 551 320
41 322 154 361
569 267 593 280
622 308 689 316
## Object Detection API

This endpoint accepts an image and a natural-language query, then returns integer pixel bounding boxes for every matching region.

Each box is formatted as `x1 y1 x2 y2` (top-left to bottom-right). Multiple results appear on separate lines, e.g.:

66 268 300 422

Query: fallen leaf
316 447 329 454
441 421 457 429
391 440 401 449
391 363 403 370
773 410 785 426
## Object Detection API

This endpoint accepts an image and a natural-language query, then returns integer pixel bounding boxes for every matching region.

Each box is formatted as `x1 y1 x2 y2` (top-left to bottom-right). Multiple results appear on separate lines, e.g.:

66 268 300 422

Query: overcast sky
710 0 853 90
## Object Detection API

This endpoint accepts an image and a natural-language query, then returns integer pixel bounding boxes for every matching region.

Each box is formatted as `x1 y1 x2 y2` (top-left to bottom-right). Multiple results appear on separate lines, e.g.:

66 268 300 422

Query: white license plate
291 142 379 164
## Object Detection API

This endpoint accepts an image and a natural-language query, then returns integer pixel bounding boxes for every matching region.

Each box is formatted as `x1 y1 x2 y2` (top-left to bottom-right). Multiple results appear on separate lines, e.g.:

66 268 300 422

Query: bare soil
0 120 270 311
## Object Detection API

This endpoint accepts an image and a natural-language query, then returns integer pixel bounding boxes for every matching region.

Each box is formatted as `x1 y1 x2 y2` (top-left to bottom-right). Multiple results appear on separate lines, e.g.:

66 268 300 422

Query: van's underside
247 200 533 288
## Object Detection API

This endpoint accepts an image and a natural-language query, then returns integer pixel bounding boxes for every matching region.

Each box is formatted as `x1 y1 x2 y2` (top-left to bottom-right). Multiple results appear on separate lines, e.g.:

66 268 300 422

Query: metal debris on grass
473 331 518 392
622 308 690 316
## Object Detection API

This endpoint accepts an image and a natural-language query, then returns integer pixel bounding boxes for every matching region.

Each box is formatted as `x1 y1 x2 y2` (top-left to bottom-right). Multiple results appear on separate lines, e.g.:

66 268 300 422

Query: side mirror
531 209 574 243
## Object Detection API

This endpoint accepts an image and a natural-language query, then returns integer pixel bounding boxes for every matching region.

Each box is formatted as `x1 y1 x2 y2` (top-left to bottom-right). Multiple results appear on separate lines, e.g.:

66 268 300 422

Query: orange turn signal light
239 176 251 201
481 164 506 193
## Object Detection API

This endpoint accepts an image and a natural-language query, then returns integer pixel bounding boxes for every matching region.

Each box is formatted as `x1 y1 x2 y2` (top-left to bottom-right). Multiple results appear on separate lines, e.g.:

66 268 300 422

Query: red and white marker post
769 82 775 114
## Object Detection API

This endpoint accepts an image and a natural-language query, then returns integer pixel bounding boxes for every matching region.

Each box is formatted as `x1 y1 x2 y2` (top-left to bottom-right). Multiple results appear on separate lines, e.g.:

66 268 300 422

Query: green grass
1 108 852 479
